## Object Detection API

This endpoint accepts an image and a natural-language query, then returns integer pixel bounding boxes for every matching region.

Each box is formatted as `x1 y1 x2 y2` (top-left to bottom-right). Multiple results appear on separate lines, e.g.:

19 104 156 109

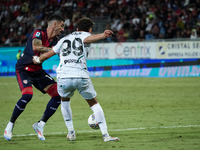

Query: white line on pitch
1 125 199 138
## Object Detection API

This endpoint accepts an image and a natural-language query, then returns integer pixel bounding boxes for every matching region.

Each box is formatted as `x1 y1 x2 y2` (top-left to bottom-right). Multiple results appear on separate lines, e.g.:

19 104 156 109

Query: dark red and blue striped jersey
16 29 58 71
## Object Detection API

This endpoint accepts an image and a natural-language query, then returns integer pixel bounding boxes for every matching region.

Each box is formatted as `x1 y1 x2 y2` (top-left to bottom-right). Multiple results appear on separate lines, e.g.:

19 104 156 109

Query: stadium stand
0 0 200 46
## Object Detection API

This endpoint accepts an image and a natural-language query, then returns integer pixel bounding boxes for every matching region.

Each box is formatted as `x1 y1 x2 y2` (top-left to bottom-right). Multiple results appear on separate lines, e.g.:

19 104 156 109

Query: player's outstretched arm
33 49 56 64
32 38 52 53
84 30 113 44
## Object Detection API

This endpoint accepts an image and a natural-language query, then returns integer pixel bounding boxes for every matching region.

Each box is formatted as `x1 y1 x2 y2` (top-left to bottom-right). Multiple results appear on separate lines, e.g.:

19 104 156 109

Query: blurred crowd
0 0 200 46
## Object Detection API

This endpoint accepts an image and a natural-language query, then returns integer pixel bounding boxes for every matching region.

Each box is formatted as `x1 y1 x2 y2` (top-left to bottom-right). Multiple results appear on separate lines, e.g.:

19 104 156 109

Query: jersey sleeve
81 32 91 52
32 30 42 40
52 38 64 55
81 32 91 41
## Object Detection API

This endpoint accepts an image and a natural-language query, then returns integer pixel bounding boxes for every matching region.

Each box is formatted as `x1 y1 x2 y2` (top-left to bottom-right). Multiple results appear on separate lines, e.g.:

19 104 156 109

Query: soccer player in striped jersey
4 14 64 141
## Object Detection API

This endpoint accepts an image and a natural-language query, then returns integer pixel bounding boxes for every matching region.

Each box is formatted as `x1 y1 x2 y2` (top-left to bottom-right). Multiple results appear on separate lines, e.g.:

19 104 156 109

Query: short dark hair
77 18 95 32
47 14 64 23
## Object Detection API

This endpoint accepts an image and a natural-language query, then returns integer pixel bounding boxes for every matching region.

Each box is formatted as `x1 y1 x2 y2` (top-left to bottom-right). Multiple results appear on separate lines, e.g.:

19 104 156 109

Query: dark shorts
16 69 56 93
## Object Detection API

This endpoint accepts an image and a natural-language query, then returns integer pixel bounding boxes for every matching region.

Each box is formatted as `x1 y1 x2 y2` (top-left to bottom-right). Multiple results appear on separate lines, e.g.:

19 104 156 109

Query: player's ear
53 21 57 29
89 28 92 33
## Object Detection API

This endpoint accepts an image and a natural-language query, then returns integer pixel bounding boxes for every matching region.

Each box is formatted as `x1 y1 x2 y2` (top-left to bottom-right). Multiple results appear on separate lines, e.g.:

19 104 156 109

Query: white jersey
53 31 91 78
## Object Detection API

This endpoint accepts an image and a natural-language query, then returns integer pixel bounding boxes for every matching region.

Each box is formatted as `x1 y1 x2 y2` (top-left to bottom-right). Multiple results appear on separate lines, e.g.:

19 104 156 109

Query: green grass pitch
0 77 200 150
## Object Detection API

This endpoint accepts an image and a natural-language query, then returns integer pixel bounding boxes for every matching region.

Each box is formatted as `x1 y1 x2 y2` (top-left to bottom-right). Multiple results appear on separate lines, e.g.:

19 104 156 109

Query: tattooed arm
32 38 52 52
33 49 56 64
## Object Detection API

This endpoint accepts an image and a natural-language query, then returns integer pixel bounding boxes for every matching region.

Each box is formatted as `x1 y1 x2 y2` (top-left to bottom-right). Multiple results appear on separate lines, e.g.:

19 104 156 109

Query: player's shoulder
71 31 90 36
71 31 82 36
31 29 46 39
71 31 91 39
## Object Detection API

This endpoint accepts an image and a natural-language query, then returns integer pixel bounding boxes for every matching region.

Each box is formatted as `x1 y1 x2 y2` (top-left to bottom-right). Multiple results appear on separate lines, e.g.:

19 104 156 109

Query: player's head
77 17 94 33
47 14 65 36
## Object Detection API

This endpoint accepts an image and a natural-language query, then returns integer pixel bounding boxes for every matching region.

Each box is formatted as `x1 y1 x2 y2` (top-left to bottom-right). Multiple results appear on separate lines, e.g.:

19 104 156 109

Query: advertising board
0 40 200 78
88 42 157 59
157 41 200 59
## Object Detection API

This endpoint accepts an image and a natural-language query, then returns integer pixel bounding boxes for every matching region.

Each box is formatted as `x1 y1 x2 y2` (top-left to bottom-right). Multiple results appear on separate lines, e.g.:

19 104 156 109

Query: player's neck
46 27 56 41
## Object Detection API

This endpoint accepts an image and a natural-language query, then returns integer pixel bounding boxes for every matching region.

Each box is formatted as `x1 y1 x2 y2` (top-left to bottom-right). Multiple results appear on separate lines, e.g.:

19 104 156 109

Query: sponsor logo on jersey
35 32 40 38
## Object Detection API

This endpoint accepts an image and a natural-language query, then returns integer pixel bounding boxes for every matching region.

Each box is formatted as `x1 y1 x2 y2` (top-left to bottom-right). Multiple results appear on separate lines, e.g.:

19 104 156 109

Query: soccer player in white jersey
33 17 119 142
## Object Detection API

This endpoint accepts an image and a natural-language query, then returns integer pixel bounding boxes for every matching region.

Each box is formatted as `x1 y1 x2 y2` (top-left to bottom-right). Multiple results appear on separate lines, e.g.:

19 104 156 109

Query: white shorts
57 78 97 100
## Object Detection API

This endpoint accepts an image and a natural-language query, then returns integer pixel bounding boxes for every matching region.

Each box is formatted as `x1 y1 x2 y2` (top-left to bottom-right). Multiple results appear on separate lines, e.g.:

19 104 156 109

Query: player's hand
33 56 41 64
102 30 113 38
